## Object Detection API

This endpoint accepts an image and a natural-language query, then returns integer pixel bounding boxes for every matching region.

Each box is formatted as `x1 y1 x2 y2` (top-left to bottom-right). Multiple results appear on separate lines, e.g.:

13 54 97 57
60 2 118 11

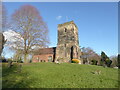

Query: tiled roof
34 47 56 55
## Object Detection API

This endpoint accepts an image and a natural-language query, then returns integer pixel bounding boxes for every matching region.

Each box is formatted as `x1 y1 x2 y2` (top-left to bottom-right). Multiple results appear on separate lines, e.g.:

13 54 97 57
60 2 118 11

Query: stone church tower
55 21 81 62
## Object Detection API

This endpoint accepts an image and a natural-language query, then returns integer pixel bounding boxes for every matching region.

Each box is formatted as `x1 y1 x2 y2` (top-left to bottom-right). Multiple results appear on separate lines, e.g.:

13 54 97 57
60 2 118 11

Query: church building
32 21 81 63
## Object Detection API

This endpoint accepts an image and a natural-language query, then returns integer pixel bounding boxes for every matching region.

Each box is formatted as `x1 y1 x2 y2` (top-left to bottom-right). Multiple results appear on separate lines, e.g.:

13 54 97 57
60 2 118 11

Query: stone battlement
58 21 78 30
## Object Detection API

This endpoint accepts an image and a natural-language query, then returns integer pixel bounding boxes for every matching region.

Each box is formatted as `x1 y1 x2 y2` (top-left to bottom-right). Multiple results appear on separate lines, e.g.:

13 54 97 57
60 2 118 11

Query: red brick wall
32 54 54 62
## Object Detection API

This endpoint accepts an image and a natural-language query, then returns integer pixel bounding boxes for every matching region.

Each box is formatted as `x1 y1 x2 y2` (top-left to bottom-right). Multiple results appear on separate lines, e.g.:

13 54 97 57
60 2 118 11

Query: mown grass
2 62 119 88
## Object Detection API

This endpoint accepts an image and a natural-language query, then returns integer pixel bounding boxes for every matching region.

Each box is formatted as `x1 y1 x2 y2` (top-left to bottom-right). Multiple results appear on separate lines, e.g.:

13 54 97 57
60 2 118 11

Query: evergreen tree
101 51 107 66
101 51 112 67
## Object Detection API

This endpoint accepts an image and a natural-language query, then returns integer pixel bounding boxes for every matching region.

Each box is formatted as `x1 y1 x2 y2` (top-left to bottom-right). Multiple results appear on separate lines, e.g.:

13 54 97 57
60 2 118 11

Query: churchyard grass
2 62 118 88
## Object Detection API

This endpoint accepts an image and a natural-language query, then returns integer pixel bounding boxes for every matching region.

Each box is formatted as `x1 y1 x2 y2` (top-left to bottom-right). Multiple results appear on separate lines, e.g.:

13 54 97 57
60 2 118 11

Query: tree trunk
24 53 28 63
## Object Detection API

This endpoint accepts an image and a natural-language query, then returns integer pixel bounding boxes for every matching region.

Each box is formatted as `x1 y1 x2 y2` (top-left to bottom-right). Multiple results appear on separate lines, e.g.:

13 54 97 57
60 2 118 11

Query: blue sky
3 2 118 57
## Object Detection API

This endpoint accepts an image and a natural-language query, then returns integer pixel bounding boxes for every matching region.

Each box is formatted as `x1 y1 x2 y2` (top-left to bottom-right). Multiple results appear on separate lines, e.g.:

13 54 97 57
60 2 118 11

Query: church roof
34 47 56 55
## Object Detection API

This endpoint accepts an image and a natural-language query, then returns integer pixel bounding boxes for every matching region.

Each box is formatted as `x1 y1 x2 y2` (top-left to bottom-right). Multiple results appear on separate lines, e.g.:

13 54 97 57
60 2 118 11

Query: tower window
65 44 66 47
72 28 74 32
36 57 39 60
64 28 67 32
48 56 52 62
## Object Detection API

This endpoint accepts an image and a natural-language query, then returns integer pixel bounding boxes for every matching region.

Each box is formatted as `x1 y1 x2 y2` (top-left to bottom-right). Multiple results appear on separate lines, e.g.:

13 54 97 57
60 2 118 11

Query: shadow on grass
2 63 33 88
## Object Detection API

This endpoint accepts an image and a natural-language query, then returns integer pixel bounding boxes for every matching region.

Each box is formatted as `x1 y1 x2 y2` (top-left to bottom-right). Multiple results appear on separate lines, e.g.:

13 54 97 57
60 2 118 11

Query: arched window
48 56 52 62
64 28 67 32
72 27 74 33
36 57 39 62
71 46 73 60
72 28 74 30
65 44 66 47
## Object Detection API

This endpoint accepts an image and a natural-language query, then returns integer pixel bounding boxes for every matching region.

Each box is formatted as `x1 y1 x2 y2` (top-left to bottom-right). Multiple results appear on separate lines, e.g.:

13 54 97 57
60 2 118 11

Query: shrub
2 59 7 62
72 59 80 64
91 60 98 65
105 59 112 67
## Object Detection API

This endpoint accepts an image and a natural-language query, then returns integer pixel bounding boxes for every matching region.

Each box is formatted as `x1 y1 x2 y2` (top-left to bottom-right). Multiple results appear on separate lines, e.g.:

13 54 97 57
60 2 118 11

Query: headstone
8 61 13 68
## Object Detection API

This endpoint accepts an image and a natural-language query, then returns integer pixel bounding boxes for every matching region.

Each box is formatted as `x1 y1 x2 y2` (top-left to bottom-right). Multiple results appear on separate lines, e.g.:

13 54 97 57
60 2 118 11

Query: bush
91 60 98 65
105 60 112 67
72 59 80 64
2 59 7 62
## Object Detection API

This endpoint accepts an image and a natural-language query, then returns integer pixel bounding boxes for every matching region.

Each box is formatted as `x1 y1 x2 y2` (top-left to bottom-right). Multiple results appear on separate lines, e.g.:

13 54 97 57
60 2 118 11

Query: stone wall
55 21 81 62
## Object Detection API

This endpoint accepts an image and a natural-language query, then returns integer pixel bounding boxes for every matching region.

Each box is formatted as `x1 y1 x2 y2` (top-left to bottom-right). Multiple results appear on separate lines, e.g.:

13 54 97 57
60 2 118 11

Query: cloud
3 29 23 42
3 30 40 49
56 15 62 20
3 29 24 48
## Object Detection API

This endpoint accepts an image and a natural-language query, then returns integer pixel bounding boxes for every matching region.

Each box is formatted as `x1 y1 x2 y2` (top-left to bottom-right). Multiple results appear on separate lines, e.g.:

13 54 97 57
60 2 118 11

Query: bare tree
81 47 100 64
110 55 118 67
9 5 49 63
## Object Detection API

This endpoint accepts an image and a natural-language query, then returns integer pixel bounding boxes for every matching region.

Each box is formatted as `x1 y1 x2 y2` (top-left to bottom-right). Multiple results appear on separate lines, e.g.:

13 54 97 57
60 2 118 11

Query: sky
3 2 118 58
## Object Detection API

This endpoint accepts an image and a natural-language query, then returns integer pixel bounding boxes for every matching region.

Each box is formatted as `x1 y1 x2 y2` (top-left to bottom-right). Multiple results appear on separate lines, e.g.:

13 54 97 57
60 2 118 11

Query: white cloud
3 29 24 48
3 30 40 49
56 15 62 20
3 29 23 42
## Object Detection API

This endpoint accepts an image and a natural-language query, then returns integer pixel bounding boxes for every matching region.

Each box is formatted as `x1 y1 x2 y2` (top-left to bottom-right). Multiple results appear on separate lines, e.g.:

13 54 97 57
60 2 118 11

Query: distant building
32 21 82 63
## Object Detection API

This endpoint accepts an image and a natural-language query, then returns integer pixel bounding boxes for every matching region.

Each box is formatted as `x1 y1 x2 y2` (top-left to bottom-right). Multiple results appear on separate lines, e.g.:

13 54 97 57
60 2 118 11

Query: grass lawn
2 62 118 88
